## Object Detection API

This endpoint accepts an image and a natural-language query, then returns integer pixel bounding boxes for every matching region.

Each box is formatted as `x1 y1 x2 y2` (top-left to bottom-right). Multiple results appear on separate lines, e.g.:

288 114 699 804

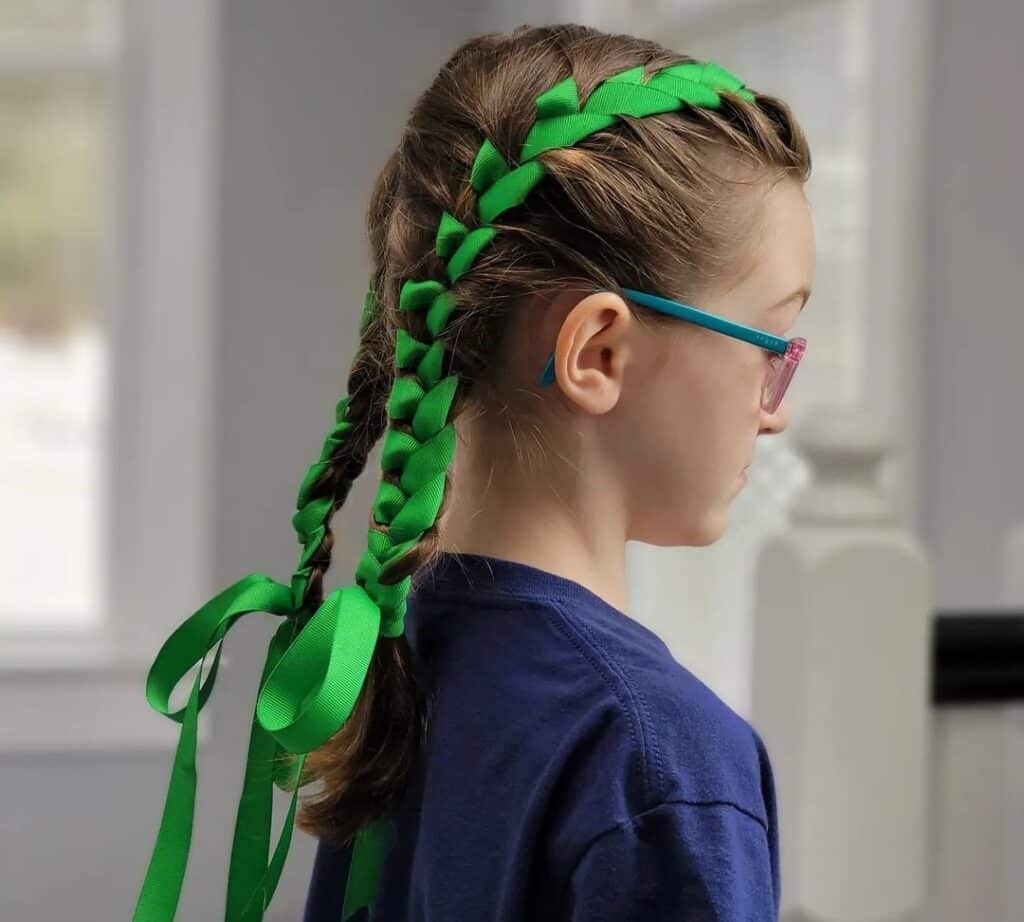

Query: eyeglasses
537 287 807 414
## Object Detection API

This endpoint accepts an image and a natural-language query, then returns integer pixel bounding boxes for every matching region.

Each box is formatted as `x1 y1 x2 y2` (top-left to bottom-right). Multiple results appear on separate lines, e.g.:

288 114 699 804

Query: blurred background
0 0 1021 920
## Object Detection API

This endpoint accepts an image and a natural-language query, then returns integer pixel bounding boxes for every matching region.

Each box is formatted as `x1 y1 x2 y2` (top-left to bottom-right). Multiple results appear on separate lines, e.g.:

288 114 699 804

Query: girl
133 20 814 922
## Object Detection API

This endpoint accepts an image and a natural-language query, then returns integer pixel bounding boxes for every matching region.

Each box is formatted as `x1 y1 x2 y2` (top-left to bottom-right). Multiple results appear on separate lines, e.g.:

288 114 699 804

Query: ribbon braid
132 58 754 922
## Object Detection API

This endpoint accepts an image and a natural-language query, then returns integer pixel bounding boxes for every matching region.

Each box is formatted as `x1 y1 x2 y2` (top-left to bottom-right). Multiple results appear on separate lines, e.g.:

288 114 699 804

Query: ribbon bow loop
257 582 382 754
145 572 297 723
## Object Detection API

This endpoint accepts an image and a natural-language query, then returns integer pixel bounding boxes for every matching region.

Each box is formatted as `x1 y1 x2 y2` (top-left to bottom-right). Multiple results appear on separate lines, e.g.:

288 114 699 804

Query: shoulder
407 587 776 856
540 595 780 915
544 595 774 827
403 587 780 914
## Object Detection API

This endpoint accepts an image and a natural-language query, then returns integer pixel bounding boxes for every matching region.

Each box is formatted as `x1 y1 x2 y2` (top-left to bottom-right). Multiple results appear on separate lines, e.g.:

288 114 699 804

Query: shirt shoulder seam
543 595 659 806
554 798 771 916
569 800 771 878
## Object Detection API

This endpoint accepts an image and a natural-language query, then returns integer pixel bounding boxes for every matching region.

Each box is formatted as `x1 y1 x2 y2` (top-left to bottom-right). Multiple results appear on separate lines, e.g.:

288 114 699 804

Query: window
0 1 117 630
0 0 218 751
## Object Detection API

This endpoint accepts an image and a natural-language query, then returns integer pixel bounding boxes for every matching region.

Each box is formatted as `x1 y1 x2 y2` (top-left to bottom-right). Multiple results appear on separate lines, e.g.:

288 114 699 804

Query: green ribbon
131 573 390 922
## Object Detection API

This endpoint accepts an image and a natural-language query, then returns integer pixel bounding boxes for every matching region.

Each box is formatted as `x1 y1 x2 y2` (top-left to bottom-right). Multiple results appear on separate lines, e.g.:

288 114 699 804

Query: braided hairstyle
132 21 812 922
295 22 810 844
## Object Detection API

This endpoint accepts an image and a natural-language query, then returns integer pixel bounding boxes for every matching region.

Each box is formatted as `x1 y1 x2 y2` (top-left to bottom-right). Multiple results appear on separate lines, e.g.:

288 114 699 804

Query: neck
436 420 632 615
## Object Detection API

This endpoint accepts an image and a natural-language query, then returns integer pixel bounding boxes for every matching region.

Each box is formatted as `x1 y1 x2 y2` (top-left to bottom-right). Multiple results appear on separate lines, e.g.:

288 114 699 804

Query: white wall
921 0 1024 608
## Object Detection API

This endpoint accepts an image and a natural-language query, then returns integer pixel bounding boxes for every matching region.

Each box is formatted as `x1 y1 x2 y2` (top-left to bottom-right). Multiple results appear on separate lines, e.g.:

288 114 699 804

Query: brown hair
292 22 811 847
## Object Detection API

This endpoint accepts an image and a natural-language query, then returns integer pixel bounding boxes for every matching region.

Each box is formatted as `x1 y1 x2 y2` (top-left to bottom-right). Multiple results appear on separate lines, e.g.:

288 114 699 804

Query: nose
759 398 790 435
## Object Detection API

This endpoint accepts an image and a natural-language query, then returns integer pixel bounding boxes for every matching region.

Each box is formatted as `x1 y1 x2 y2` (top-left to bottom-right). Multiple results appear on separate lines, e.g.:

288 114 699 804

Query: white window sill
0 629 216 752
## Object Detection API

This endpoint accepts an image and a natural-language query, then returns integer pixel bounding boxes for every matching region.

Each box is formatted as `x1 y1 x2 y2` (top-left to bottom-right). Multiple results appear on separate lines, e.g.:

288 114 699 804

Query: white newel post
749 405 934 922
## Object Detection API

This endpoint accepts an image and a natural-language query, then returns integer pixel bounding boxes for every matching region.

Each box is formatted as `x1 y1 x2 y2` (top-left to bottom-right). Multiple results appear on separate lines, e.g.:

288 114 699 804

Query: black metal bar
932 611 1024 704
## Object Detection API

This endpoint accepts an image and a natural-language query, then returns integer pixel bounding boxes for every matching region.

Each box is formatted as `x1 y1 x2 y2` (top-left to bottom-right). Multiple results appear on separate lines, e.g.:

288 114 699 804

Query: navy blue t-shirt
303 551 780 921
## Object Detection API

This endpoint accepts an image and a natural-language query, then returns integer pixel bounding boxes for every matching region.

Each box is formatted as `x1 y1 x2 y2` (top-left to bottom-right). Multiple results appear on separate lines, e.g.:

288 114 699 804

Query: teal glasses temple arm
537 287 790 388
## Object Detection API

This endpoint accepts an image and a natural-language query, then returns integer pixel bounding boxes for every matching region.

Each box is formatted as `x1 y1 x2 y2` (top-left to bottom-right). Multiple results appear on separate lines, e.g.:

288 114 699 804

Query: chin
640 510 730 548
689 503 735 547
689 520 728 547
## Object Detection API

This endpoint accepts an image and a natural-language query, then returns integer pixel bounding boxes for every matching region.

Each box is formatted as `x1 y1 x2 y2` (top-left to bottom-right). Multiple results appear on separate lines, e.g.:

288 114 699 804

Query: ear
550 290 635 414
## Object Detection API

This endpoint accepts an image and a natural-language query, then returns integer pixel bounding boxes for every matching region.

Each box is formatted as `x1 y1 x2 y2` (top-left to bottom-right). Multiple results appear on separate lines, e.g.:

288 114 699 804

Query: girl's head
296 23 811 846
444 173 814 553
360 25 813 568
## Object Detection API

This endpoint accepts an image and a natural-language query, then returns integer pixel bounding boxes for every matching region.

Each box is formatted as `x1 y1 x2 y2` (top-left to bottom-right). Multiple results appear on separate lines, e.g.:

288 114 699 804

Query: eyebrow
768 286 812 312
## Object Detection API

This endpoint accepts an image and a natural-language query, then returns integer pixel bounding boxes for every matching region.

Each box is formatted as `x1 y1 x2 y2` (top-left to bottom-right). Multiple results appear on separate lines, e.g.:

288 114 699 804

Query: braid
294 141 403 618
292 289 390 616
131 26 806 922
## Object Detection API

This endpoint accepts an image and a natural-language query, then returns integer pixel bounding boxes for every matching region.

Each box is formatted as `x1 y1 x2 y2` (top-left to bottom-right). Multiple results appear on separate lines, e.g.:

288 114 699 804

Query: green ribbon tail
131 636 214 921
232 753 306 921
342 818 395 921
225 620 297 922
132 574 296 922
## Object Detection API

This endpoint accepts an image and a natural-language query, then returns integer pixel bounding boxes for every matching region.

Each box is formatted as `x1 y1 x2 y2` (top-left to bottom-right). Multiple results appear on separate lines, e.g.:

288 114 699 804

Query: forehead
751 179 815 290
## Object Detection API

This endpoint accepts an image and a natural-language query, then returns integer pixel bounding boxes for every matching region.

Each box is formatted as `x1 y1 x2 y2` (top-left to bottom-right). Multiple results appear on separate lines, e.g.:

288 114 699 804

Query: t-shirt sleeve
557 800 777 922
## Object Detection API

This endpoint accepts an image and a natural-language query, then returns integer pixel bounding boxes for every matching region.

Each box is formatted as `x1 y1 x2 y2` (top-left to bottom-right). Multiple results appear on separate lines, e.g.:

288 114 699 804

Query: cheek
706 341 766 420
618 337 761 479
658 349 760 476
619 354 758 541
